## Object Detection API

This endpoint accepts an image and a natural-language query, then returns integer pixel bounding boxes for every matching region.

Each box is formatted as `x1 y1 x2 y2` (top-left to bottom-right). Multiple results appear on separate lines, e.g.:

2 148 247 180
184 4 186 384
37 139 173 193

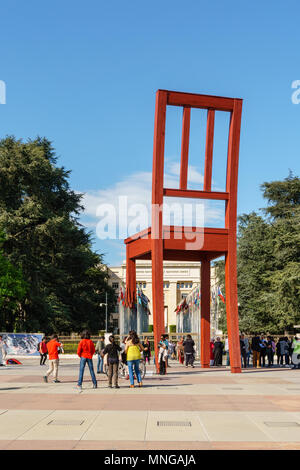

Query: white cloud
79 161 224 238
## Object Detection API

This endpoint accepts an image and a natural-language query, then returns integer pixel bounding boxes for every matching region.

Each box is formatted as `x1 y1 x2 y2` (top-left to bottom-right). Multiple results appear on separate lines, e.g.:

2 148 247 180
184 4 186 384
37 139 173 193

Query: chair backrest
151 90 243 238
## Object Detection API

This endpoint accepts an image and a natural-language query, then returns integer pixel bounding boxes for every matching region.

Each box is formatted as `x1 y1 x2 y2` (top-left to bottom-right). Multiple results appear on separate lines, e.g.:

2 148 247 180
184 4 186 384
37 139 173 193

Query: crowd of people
4 330 298 389
218 333 300 369
40 330 146 390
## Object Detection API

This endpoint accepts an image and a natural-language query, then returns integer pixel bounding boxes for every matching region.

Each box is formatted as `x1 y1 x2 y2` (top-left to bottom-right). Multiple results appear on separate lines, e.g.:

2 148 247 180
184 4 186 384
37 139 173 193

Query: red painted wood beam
151 90 167 373
203 109 215 192
179 107 191 190
163 188 229 200
225 99 243 374
164 90 237 112
201 257 211 368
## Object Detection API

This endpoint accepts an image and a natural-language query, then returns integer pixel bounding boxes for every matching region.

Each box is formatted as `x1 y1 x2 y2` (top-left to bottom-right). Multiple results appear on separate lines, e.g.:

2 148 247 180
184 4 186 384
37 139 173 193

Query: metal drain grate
47 419 84 426
264 422 300 428
157 421 192 427
222 387 243 390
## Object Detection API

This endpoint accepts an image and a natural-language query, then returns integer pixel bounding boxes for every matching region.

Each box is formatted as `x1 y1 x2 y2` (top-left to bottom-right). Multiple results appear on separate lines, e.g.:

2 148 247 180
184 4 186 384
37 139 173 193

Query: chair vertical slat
179 107 191 190
203 109 215 191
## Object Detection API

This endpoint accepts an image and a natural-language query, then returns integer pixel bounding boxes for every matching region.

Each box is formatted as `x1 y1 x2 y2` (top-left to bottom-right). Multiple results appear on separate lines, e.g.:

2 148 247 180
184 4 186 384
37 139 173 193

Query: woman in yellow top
125 332 144 388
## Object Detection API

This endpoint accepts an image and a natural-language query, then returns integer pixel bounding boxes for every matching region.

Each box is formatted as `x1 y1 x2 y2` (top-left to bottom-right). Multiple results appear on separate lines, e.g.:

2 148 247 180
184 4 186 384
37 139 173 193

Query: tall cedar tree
214 173 300 334
0 137 115 333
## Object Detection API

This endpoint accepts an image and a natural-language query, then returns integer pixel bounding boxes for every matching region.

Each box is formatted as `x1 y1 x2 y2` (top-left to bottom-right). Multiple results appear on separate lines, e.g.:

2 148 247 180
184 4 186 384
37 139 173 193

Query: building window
177 281 192 289
137 282 146 289
112 282 119 290
163 282 169 289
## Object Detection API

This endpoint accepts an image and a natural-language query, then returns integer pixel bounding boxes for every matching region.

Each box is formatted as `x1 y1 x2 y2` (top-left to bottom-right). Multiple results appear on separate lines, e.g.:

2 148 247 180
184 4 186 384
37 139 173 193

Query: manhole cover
47 420 84 426
157 421 192 427
264 422 300 427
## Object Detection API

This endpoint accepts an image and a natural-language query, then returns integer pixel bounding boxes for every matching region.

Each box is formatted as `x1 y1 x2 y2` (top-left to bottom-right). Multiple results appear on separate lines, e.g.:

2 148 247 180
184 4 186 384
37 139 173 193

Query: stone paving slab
1 358 300 449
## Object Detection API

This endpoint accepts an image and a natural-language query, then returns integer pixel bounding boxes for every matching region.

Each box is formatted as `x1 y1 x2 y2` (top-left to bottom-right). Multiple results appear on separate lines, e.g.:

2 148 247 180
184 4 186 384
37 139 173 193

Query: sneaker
138 382 143 387
114 385 120 389
43 376 48 383
93 384 97 389
130 385 134 388
53 380 61 383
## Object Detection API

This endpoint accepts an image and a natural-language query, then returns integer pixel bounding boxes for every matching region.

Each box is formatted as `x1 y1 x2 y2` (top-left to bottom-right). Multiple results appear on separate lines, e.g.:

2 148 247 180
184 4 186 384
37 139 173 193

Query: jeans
107 362 118 386
226 351 230 366
78 357 97 386
127 359 141 385
97 354 103 373
185 353 194 366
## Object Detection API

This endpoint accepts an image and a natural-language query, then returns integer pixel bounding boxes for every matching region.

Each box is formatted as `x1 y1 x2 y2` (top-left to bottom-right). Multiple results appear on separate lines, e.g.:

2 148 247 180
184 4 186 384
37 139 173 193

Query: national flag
218 287 225 304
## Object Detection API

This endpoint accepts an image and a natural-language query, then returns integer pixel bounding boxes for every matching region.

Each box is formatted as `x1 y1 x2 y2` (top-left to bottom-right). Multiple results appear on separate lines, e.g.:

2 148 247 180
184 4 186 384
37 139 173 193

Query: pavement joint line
15 409 56 441
245 412 278 441
143 410 149 442
196 414 210 442
79 409 102 442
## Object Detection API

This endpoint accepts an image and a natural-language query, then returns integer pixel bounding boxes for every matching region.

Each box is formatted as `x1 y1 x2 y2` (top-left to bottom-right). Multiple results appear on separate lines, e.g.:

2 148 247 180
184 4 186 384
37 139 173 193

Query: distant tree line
0 137 115 334
215 172 300 334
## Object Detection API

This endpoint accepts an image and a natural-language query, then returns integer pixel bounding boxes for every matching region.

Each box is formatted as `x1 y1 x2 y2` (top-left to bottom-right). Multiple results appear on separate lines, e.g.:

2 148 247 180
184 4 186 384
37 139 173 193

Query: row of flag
175 286 225 315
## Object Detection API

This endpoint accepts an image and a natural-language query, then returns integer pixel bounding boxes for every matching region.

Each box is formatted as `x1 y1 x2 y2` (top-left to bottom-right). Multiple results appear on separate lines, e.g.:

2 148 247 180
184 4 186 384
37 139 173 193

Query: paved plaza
1 357 300 450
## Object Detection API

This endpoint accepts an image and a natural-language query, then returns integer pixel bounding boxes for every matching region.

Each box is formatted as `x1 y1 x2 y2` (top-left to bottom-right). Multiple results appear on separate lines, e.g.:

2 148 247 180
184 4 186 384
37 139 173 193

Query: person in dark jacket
183 335 195 367
213 337 224 366
240 335 247 368
102 335 121 388
251 334 261 368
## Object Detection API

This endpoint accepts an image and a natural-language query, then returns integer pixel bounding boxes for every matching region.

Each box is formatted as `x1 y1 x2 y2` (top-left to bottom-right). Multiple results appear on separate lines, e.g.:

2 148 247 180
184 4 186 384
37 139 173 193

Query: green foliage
0 231 27 330
0 136 116 333
214 173 300 334
148 324 153 333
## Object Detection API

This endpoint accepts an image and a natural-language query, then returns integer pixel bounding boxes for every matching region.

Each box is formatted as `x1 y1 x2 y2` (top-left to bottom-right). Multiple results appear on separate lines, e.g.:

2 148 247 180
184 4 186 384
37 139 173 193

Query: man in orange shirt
43 334 63 383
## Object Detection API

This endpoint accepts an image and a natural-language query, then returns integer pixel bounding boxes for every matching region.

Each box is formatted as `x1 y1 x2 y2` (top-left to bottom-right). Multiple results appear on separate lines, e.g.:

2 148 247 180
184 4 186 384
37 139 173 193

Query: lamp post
99 292 108 332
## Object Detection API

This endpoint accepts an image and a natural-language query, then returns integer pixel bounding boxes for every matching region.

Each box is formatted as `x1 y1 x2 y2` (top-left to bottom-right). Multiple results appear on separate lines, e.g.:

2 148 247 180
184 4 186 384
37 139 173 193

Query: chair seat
125 225 228 261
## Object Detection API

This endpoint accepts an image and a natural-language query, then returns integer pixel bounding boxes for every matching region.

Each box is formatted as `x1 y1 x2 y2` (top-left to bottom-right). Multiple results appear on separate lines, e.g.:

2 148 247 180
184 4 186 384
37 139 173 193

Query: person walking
259 335 267 367
251 334 261 368
291 334 300 369
76 330 97 391
0 335 7 366
242 334 250 367
224 335 230 366
266 336 274 367
142 337 151 364
102 335 121 388
210 338 215 366
177 336 185 365
125 332 144 388
158 339 168 375
279 337 289 367
77 330 97 390
39 337 48 365
276 338 281 366
213 337 224 366
183 334 195 368
95 335 105 374
240 334 247 368
43 334 63 383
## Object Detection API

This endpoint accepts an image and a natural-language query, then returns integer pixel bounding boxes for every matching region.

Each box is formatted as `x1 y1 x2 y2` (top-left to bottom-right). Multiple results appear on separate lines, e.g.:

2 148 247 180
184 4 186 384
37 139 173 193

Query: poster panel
0 333 43 356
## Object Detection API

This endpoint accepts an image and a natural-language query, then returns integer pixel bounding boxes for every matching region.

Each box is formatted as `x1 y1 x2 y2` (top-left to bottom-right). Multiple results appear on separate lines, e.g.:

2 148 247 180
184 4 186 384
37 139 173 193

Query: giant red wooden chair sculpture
125 89 243 374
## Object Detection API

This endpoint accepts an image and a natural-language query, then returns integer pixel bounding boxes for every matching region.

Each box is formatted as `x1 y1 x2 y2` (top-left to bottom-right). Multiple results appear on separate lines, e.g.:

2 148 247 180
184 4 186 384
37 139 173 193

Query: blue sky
0 0 299 265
